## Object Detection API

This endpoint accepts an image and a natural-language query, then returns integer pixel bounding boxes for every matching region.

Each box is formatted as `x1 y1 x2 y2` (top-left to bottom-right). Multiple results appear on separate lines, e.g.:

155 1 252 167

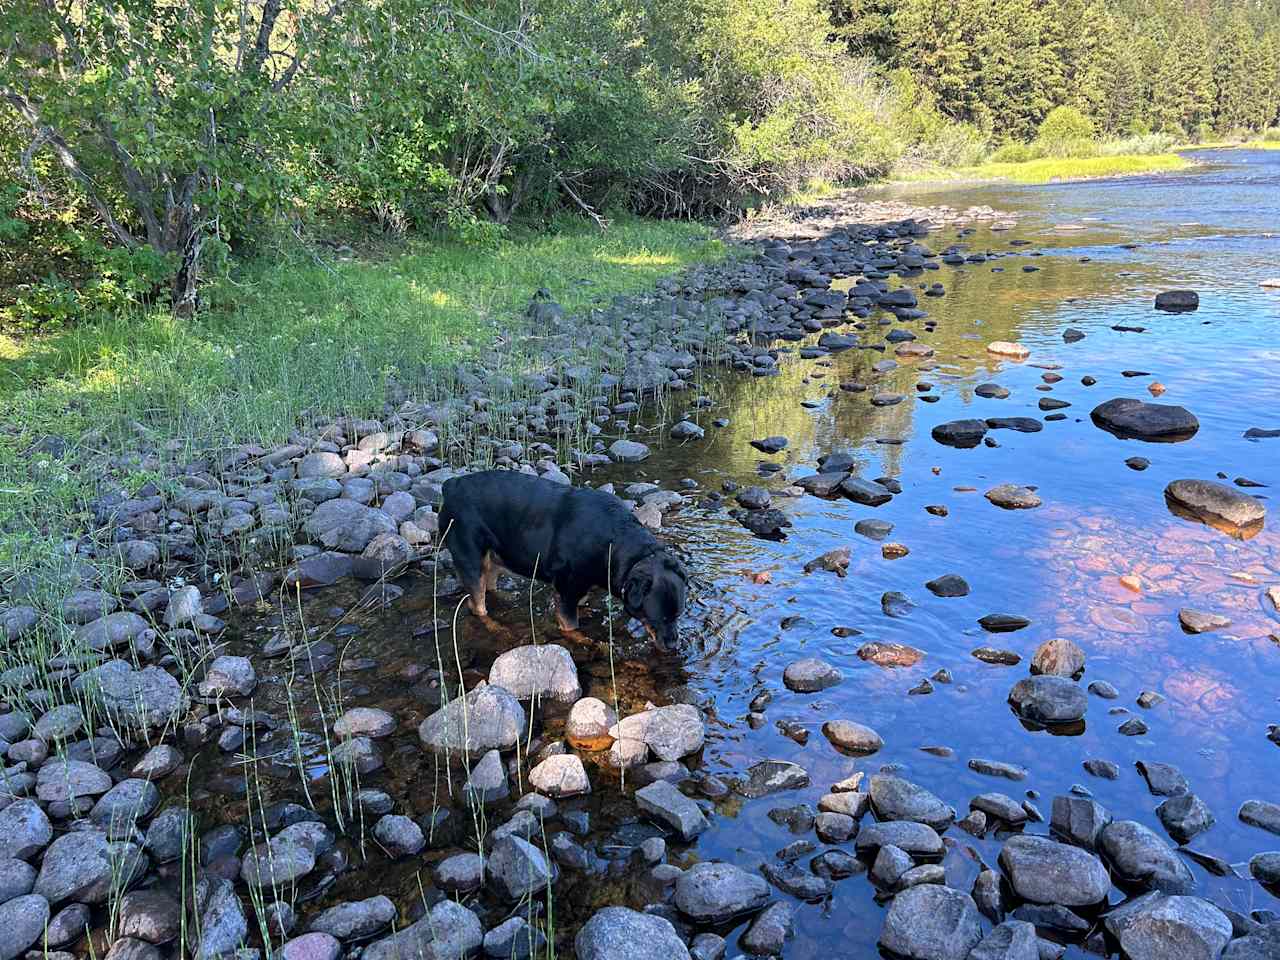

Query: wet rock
969 920 1039 960
0 799 51 860
308 895 396 940
1030 638 1085 678
487 835 556 900
1154 290 1199 312
373 814 424 856
855 518 894 540
489 644 581 703
1050 796 1112 851
435 852 484 893
858 641 924 667
610 704 704 761
674 861 769 923
1119 717 1149 736
1137 761 1189 797
418 682 525 755
305 499 396 552
879 884 983 960
816 811 856 842
1156 794 1215 845
144 807 194 863
529 755 590 798
881 590 916 617
1008 676 1086 725
198 655 256 698
803 546 850 576
736 507 791 538
1091 398 1199 442
869 774 954 829
241 822 333 886
932 419 988 448
761 860 832 900
783 657 843 692
483 917 546 960
333 707 396 739
976 383 1011 398
973 869 1004 923
636 780 708 841
1100 820 1197 893
841 476 894 506
736 486 772 510
1239 800 1280 836
740 902 793 956
0 893 48 959
738 759 810 798
670 420 704 440
856 820 944 858
998 834 1110 906
575 906 690 960
750 436 788 454
872 844 912 887
90 778 160 828
35 831 144 904
1178 608 1232 634
1121 896 1232 960
609 440 651 463
73 660 187 732
822 720 883 755
971 793 1027 826
973 648 1022 666
987 341 1030 359
985 484 1041 509
461 749 508 806
967 759 1027 780
1248 852 1280 884
980 612 1031 632
363 900 482 960
926 574 969 597
566 697 617 749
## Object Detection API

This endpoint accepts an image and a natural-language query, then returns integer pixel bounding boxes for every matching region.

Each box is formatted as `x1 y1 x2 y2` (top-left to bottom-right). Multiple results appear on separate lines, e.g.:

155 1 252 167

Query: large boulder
304 499 396 552
673 862 769 923
1119 896 1231 960
488 645 581 703
1090 398 1199 442
417 682 526 755
868 774 954 830
575 907 690 960
610 704 704 762
879 884 983 960
73 660 188 731
1165 479 1266 539
1008 676 1086 726
998 834 1110 906
1100 820 1196 894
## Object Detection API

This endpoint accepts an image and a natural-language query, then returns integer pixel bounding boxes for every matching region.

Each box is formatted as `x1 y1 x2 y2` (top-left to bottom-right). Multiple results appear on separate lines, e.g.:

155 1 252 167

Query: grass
896 152 1193 185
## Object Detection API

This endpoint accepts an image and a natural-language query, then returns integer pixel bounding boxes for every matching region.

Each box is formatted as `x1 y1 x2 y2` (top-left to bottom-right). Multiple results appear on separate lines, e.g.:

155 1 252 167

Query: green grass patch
897 152 1193 185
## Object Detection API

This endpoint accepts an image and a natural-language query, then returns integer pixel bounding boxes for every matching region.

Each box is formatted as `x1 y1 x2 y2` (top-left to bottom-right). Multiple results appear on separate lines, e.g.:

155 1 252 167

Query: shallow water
202 150 1280 954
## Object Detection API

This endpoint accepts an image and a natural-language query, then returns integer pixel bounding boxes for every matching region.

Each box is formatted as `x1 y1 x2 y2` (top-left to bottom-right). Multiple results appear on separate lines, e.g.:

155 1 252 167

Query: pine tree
1212 5 1258 134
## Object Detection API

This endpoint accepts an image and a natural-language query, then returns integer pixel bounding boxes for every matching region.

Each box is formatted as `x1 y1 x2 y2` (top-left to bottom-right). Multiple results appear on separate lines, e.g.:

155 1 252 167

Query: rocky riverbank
2 192 1278 960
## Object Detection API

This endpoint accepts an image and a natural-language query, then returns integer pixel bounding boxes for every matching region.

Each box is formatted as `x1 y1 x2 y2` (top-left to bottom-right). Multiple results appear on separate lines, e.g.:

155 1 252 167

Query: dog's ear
624 564 653 614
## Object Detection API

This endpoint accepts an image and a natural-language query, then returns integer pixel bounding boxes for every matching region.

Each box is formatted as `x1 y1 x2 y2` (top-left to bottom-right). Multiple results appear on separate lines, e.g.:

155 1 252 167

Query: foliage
1035 107 1097 156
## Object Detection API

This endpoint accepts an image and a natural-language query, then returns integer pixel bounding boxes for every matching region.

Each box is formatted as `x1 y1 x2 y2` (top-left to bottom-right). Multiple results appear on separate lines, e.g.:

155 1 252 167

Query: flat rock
1166 478 1266 538
869 774 954 829
987 341 1030 359
307 896 396 940
673 861 769 923
609 440 651 462
488 645 581 703
932 419 988 448
926 574 969 597
986 484 1041 509
636 780 708 841
1239 799 1280 836
737 759 809 798
1154 290 1199 312
304 499 396 552
1091 398 1199 442
73 660 187 732
856 820 944 857
858 641 924 667
610 704 704 761
418 682 526 755
879 884 983 960
1008 676 1086 726
822 720 883 755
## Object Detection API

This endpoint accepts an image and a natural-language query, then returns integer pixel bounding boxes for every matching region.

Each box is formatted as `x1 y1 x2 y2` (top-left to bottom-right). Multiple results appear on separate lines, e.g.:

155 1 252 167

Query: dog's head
623 551 688 651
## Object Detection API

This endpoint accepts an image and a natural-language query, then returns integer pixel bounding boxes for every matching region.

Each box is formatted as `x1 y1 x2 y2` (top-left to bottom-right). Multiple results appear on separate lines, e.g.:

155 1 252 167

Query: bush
1035 106 1097 156
988 142 1037 163
1262 127 1280 142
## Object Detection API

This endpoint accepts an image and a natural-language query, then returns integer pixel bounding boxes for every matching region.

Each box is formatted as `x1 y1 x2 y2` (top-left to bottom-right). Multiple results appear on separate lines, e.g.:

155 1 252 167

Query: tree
1152 19 1216 137
1 0 345 314
1213 5 1260 133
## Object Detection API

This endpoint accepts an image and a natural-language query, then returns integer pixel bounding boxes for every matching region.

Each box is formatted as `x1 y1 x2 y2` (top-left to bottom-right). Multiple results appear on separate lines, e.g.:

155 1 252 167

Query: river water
209 149 1280 956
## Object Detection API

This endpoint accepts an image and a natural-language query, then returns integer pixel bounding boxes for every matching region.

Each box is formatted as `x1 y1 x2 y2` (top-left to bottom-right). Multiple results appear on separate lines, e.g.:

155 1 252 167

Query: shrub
1262 127 1280 142
988 142 1037 163
1035 106 1097 156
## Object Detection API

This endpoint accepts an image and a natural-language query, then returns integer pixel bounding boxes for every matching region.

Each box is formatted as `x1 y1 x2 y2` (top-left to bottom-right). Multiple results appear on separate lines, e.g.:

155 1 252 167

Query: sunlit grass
895 152 1193 184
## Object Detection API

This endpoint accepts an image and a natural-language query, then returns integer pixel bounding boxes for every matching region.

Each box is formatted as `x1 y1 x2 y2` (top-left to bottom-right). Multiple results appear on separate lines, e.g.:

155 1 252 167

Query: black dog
437 471 688 649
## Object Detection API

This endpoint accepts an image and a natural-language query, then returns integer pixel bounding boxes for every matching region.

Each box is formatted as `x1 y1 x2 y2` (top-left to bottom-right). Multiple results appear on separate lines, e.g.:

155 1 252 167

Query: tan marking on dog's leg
483 551 503 591
554 593 580 632
467 575 488 619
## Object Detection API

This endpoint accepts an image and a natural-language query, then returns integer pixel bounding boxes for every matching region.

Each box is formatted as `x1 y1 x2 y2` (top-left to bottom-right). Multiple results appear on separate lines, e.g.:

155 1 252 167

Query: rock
737 759 809 798
1240 799 1280 835
1248 852 1280 884
879 884 983 960
363 900 482 960
373 814 424 856
1031 638 1085 677
575 907 690 960
45 901 90 949
821 720 883 755
118 889 181 944
635 779 708 841
144 807 194 863
750 436 788 454
1137 761 1189 797
487 835 556 900
305 499 396 552
998 835 1110 906
872 844 913 888
1154 290 1199 312
803 547 850 576
1050 796 1112 850
987 341 1030 359
307 896 396 940
488 644 581 703
193 877 247 960
782 657 843 692
969 920 1039 960
435 852 484 893
1091 398 1199 442
816 811 856 842
418 682 526 755
0 857 34 902
333 707 396 739
1100 820 1197 893
462 749 508 805
0 894 49 960
483 917 546 960
0 606 38 642
240 822 333 887
33 703 84 741
35 831 144 904
61 590 116 624
973 647 1022 665
986 417 1043 433
1120 896 1232 960
130 745 183 781
610 704 704 762
198 655 256 697
976 382 1010 398
609 440 651 462
1008 676 1086 725
840 476 894 505
971 793 1027 826
858 641 924 667
926 574 969 597
869 774 954 829
856 820 944 858
985 484 1042 509
1166 478 1267 538
736 486 773 510
1178 608 1232 634
75 612 149 652
529 755 590 798
281 933 340 960
36 759 113 806
297 452 346 478
739 902 793 956
1156 794 1215 845
0 799 51 860
673 861 769 923
90 778 161 828
73 660 187 732
566 697 617 749
932 419 988 448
